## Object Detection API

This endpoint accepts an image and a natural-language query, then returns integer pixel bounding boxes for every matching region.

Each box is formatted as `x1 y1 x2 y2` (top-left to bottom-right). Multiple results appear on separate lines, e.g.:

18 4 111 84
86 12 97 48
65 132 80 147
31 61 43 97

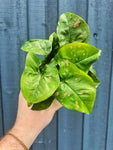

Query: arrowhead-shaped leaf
53 60 96 114
21 39 52 55
55 43 101 73
57 12 90 47
21 52 60 104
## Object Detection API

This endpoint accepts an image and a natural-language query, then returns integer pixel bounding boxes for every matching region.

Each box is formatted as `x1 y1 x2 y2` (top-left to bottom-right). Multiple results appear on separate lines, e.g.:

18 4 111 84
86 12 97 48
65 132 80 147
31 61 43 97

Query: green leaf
21 52 60 104
31 96 54 110
88 66 100 88
55 43 101 73
20 12 101 114
57 12 90 47
53 60 96 114
41 32 60 65
21 39 52 55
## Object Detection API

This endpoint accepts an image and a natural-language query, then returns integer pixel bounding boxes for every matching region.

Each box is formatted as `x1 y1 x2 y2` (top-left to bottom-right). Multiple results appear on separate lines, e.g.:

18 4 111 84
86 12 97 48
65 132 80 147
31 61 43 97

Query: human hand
15 91 62 128
9 91 62 149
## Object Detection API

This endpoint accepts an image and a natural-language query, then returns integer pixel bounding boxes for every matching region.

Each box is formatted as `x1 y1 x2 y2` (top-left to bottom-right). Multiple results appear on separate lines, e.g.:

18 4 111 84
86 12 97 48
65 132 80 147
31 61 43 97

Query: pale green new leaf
53 60 96 114
21 39 52 55
57 12 90 47
21 52 60 104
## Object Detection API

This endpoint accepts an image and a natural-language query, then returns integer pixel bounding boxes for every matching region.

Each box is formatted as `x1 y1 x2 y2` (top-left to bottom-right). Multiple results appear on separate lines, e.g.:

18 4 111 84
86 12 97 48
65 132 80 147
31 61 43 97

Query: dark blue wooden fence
0 0 113 150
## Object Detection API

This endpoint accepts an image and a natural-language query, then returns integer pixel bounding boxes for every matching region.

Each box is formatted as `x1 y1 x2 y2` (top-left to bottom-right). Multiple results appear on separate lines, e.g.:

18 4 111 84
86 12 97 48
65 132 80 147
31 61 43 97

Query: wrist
9 126 35 149
11 109 55 148
0 133 25 150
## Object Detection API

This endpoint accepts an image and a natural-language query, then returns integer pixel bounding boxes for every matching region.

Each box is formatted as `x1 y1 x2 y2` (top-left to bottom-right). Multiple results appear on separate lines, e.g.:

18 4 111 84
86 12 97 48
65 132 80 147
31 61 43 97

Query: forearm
0 110 55 150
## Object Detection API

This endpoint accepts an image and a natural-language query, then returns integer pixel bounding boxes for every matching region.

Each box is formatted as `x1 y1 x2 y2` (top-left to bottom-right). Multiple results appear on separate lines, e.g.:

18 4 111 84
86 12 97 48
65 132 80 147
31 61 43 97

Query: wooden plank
58 108 83 150
58 0 88 150
28 0 58 150
28 0 46 39
106 52 113 150
45 0 58 38
59 0 88 20
0 0 27 133
32 115 57 150
83 1 113 150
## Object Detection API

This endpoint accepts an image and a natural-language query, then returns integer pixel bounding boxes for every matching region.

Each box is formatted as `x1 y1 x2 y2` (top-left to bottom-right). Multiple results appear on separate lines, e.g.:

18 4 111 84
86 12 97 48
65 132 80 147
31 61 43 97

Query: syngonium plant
21 12 101 115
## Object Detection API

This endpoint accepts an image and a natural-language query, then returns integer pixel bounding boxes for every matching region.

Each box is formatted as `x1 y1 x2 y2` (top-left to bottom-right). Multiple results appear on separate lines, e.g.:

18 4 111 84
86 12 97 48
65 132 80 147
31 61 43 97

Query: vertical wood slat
45 0 59 38
28 0 58 150
59 0 88 20
28 0 46 40
58 0 88 150
0 0 27 133
32 115 57 150
58 108 83 150
83 1 113 150
106 52 113 150
106 2 113 147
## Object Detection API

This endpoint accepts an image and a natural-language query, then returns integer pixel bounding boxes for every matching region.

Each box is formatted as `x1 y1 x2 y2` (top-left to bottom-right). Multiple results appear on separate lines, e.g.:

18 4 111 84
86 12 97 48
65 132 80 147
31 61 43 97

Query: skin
0 91 62 150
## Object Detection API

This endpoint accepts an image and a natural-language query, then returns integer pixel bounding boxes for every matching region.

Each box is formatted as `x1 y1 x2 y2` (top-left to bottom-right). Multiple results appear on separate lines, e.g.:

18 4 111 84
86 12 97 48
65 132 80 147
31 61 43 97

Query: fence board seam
27 0 30 40
57 0 59 22
105 51 113 150
0 68 4 135
81 115 84 150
